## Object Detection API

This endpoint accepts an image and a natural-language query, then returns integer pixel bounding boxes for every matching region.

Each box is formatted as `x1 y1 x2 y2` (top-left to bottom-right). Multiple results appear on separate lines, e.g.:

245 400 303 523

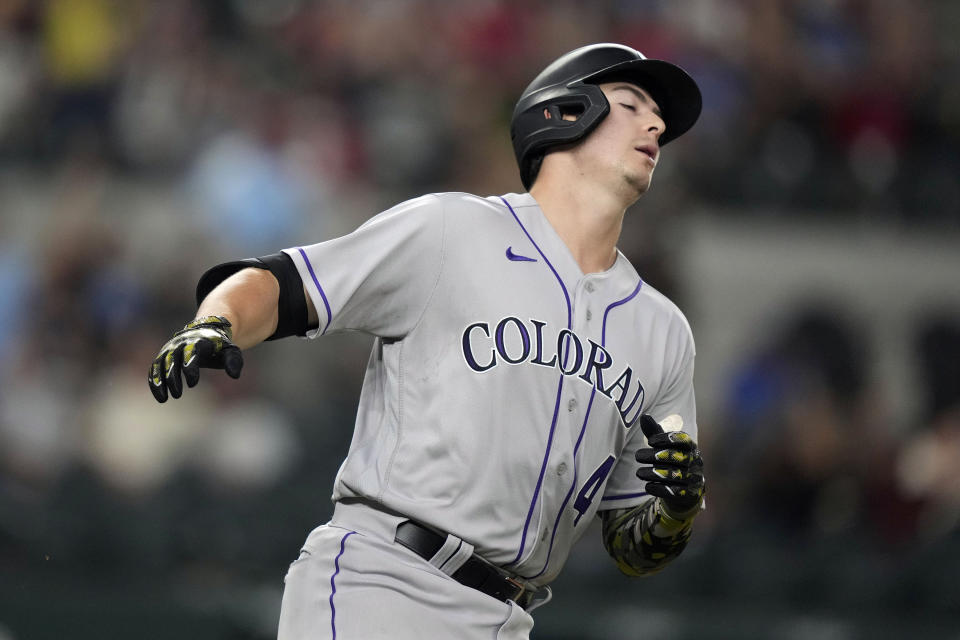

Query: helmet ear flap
512 83 610 190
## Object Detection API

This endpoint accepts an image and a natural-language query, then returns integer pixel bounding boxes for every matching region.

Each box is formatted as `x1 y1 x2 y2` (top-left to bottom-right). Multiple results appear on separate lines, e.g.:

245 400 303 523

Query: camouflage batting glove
635 414 705 518
148 315 243 403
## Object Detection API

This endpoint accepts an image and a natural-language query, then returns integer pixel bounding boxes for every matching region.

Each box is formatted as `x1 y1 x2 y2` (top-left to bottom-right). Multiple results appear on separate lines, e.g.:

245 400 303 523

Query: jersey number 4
572 455 616 525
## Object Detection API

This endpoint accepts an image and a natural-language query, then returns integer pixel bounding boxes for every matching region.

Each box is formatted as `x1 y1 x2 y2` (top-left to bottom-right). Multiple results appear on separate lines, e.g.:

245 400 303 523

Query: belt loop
523 585 553 612
428 533 475 576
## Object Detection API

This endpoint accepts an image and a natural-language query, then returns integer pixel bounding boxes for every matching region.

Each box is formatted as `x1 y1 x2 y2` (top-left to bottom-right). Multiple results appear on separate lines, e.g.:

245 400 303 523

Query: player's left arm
601 414 705 576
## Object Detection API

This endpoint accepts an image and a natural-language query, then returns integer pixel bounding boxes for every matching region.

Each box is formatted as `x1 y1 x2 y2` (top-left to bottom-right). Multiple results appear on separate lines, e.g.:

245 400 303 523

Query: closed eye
619 103 637 112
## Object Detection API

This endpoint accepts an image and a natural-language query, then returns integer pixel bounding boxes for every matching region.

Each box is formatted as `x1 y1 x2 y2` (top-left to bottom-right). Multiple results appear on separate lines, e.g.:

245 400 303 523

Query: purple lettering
619 379 645 427
495 316 531 365
579 340 612 392
603 366 634 405
529 319 557 368
557 329 584 375
462 322 496 372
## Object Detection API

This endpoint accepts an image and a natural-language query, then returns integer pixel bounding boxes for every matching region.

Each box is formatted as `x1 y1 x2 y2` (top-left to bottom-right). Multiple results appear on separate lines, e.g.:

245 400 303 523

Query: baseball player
149 43 706 639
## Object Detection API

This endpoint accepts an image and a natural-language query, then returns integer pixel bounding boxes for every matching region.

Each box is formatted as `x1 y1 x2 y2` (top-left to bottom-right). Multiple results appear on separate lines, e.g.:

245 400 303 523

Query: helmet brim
580 58 702 146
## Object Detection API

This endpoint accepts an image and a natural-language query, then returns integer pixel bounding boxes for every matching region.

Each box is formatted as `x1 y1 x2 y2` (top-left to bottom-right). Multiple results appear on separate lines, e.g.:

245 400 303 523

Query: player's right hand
148 315 243 403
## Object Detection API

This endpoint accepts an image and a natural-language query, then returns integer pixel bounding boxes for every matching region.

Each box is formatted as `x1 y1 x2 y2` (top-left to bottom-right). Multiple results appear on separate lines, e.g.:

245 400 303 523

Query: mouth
635 144 658 164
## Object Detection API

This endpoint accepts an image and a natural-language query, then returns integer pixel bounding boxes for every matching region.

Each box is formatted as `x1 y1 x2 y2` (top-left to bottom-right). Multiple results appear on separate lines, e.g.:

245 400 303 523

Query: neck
529 172 633 274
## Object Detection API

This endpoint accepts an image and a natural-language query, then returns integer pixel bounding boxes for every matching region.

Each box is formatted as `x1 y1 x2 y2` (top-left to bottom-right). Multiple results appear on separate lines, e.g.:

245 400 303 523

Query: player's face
575 82 665 198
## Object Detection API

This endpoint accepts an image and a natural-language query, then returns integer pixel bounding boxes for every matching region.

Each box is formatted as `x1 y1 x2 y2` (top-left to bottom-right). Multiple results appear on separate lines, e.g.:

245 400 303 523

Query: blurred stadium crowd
0 1 959 638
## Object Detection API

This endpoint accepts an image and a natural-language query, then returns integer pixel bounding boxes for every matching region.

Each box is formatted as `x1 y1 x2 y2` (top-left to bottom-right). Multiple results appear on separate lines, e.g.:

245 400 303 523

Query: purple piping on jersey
596 282 646 506
329 530 356 639
520 389 597 581
522 278 645 580
603 279 646 429
498 196 572 567
602 280 644 343
296 247 334 335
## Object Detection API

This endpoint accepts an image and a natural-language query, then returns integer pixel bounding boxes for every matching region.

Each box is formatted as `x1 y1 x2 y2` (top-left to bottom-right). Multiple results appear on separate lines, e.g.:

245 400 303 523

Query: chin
624 172 652 198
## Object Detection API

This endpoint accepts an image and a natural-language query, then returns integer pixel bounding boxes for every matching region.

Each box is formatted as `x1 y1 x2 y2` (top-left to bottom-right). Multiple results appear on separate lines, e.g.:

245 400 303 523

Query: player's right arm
197 267 282 349
148 261 318 403
150 193 445 404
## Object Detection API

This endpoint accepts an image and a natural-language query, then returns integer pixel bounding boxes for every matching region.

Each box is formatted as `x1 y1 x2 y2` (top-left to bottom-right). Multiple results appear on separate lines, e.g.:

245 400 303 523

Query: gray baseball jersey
283 191 696 585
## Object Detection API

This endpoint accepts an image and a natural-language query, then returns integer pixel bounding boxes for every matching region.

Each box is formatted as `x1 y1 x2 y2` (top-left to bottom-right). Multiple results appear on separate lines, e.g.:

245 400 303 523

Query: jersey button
557 462 567 476
567 398 577 411
586 282 595 293
585 309 593 321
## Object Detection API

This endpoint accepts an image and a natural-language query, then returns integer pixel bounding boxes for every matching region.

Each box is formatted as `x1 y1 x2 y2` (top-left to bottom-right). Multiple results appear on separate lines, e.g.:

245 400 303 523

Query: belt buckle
506 576 527 602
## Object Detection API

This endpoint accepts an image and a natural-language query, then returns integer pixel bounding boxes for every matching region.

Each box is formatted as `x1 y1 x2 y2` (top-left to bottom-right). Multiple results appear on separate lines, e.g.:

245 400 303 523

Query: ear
559 103 584 122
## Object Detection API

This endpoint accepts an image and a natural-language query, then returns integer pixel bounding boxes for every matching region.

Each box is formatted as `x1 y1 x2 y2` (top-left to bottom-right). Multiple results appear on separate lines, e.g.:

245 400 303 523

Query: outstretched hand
635 414 705 517
148 315 243 403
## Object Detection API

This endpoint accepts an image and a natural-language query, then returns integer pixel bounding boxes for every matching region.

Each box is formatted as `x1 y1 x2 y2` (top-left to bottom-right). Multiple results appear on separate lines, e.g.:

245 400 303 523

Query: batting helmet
510 43 702 190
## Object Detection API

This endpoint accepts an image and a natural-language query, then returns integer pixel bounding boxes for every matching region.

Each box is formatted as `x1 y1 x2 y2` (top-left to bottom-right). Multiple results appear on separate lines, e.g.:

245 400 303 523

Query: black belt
394 520 536 609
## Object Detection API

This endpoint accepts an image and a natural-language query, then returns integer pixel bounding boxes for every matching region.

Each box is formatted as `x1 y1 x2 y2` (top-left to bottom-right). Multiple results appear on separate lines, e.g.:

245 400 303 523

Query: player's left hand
635 414 705 517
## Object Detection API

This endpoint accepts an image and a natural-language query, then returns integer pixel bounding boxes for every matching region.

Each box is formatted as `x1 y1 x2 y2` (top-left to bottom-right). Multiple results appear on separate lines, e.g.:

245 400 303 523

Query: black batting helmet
510 43 702 190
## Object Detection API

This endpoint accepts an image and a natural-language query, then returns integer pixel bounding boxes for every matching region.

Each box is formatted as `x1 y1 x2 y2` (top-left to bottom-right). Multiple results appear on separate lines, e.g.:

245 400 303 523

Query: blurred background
1 0 959 638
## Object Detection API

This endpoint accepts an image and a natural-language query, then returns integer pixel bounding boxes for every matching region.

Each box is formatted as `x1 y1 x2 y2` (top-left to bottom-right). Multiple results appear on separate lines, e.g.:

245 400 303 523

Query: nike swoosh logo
506 246 537 262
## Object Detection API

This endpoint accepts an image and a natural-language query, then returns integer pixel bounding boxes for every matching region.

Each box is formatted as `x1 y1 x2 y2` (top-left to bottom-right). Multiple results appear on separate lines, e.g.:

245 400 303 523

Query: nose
645 112 665 141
